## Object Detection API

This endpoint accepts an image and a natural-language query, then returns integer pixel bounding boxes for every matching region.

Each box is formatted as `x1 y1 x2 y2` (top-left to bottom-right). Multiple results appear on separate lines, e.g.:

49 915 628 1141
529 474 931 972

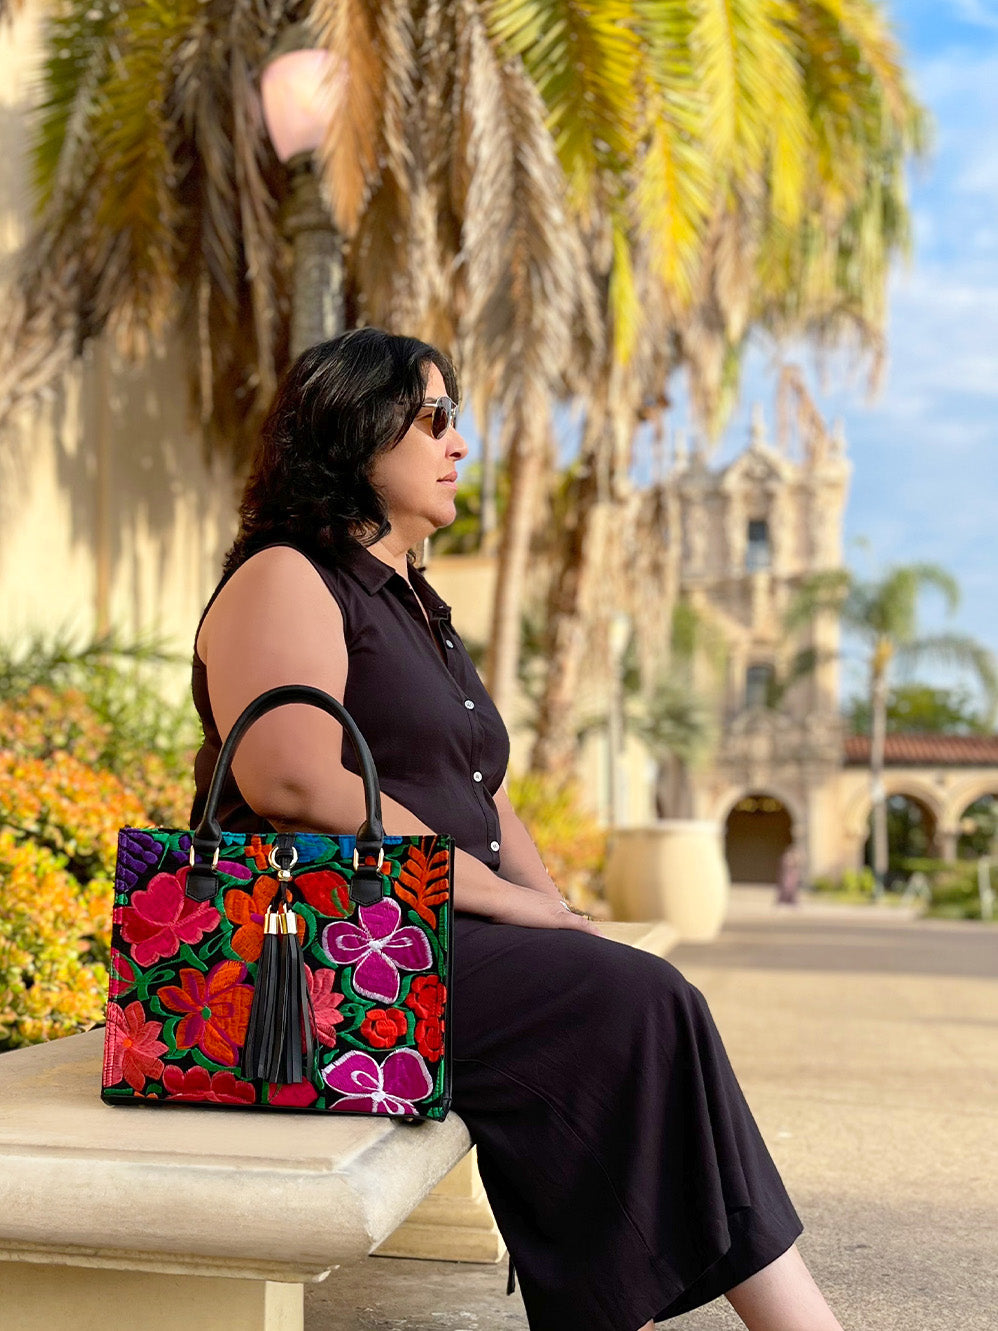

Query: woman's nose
449 429 469 460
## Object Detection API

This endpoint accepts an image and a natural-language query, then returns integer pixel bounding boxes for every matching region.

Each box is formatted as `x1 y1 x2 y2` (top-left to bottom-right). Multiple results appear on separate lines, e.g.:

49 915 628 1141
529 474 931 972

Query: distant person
191 329 844 1331
776 844 802 906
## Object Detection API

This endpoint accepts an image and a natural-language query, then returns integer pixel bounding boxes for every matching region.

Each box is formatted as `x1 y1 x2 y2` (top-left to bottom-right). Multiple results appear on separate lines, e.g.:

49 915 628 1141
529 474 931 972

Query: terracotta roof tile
843 733 998 766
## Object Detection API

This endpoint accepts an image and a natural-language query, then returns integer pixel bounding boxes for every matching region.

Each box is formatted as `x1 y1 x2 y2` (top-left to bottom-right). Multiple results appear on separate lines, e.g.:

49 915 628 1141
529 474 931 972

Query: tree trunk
486 400 546 726
654 754 694 819
529 416 605 778
869 644 891 897
479 410 499 558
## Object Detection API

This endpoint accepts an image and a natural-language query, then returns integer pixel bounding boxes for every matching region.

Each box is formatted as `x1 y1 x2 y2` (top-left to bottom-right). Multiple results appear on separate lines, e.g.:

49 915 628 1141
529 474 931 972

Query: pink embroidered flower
159 960 254 1066
162 1065 256 1104
306 966 345 1047
322 1048 434 1115
120 867 222 966
267 1080 319 1107
321 898 432 1004
105 1001 167 1092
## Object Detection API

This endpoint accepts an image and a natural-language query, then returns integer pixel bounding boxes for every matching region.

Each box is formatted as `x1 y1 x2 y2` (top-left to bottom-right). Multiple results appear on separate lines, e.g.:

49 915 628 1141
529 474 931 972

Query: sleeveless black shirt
191 543 510 873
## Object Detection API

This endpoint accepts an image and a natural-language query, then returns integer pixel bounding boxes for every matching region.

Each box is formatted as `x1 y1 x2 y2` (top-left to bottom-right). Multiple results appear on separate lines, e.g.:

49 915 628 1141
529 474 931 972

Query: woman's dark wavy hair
223 327 459 575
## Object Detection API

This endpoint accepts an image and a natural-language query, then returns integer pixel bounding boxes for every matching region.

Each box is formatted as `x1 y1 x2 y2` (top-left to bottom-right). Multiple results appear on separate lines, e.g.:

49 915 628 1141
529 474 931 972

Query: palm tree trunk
529 415 605 777
486 401 545 725
869 644 891 897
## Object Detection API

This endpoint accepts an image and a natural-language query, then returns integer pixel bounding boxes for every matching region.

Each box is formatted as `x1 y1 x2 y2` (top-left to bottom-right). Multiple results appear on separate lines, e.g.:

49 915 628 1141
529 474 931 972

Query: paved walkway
306 889 998 1330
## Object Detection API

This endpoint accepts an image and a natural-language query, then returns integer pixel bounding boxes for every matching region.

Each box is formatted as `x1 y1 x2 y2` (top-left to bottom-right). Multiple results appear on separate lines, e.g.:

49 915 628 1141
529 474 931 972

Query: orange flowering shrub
0 749 147 881
0 688 191 826
0 832 110 1048
507 772 609 915
0 684 195 1050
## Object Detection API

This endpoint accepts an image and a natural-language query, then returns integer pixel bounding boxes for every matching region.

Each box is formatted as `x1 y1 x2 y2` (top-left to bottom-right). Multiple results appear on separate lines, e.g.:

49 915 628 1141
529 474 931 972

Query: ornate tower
672 407 850 880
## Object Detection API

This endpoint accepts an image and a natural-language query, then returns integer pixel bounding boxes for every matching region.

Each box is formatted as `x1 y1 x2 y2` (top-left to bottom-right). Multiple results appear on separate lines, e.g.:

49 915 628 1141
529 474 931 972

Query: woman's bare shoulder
198 545 343 661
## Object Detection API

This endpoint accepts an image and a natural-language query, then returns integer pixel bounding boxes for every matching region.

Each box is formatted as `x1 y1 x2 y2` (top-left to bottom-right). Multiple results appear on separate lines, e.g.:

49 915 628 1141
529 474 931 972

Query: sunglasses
421 396 459 439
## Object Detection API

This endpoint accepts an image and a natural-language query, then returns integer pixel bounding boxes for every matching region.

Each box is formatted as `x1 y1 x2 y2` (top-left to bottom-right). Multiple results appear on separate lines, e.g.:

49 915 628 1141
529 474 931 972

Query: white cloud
945 0 998 33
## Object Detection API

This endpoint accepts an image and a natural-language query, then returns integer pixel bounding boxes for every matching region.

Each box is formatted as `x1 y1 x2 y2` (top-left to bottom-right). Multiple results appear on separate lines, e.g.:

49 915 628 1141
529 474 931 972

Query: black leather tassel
242 900 317 1085
242 906 283 1080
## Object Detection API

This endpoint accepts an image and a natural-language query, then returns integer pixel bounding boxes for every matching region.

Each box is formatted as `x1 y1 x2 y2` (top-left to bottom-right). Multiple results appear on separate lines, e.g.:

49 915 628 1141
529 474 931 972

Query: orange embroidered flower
159 960 254 1066
245 835 274 870
224 877 304 962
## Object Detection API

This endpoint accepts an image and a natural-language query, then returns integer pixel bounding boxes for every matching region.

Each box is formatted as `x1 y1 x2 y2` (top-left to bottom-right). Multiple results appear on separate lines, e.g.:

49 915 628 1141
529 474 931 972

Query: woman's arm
492 786 560 899
198 547 599 935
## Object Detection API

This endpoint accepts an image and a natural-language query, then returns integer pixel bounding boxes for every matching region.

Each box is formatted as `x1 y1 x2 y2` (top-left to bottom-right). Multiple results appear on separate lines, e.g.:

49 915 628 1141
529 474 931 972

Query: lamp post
260 25 344 357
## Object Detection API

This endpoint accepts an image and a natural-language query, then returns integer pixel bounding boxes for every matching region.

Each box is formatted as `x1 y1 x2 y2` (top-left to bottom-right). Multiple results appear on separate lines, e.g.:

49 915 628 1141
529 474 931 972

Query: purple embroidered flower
322 898 432 1003
322 1048 434 1115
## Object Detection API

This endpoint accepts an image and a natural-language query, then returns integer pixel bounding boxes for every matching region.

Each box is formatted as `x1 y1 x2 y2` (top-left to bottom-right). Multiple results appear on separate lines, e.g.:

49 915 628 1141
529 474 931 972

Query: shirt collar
342 542 452 618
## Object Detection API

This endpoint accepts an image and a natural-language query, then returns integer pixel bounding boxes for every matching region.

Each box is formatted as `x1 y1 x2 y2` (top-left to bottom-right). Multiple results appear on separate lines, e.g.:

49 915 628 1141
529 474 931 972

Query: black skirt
450 915 803 1330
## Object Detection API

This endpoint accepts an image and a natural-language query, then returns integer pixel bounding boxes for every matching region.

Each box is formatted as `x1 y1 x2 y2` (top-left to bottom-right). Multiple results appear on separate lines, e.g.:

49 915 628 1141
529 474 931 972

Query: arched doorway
724 793 793 884
957 794 997 858
864 793 938 873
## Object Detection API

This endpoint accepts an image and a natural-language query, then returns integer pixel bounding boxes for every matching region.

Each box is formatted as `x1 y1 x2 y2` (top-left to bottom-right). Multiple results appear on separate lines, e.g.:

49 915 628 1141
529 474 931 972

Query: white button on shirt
490 840 500 852
473 771 483 782
464 699 475 709
445 639 454 648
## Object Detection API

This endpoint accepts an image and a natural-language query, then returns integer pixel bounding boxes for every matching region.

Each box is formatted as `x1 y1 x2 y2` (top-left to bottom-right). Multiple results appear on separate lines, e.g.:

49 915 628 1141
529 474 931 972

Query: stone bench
0 919 675 1331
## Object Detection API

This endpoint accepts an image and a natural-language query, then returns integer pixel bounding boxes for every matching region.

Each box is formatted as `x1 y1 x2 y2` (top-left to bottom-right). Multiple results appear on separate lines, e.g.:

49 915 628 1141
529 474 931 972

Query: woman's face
368 363 468 545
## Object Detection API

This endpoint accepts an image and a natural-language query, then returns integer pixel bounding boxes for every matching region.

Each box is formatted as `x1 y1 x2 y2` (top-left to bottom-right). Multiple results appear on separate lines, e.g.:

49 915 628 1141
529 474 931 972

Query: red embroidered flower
108 952 135 999
162 1065 256 1104
224 876 304 963
106 1001 167 1092
267 1080 319 1107
297 869 350 918
405 975 446 1020
159 960 254 1066
120 868 220 966
415 1016 445 1063
360 1007 409 1049
306 966 345 1047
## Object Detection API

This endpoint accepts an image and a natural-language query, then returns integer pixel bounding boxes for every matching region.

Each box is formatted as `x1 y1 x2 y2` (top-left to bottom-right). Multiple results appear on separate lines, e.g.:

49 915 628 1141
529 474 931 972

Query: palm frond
485 0 639 217
783 568 853 633
894 635 998 720
311 0 390 236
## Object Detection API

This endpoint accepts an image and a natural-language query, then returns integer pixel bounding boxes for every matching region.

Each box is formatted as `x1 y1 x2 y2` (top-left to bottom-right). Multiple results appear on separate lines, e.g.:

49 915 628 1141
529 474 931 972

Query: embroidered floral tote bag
101 685 453 1119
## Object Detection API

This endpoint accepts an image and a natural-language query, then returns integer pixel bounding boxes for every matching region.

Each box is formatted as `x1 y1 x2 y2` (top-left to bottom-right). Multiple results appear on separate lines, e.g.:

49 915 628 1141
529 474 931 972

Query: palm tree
786 564 998 893
0 0 924 732
523 0 926 773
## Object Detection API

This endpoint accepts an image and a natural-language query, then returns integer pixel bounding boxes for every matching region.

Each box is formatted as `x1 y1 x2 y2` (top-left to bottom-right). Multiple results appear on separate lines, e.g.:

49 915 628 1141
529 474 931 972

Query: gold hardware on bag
353 846 385 870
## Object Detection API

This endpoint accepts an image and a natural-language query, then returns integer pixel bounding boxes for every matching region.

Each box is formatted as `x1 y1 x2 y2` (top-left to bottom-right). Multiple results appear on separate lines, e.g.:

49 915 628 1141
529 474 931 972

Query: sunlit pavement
306 888 998 1330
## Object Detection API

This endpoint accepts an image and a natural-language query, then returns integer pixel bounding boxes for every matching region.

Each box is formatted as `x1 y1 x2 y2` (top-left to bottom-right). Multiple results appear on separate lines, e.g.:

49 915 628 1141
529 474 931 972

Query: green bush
899 857 990 920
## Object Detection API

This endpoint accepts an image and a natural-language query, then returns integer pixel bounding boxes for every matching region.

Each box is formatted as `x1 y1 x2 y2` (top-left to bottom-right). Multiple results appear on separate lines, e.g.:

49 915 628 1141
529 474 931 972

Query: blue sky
456 3 998 711
676 1 998 707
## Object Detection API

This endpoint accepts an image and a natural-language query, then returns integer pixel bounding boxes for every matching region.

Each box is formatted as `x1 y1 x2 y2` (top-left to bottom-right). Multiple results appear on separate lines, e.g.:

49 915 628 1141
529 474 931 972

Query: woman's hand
486 881 604 936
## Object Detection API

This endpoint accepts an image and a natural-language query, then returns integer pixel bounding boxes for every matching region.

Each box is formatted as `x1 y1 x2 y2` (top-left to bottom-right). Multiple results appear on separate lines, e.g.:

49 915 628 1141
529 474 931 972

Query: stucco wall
0 9 239 699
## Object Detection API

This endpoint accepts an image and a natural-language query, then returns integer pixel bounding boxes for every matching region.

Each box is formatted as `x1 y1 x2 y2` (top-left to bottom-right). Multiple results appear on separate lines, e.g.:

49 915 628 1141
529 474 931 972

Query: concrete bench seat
0 919 676 1331
0 1029 471 1331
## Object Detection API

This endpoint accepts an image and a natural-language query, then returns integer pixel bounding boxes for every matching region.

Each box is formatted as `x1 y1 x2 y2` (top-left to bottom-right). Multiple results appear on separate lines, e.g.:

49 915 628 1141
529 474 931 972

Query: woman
191 328 844 1331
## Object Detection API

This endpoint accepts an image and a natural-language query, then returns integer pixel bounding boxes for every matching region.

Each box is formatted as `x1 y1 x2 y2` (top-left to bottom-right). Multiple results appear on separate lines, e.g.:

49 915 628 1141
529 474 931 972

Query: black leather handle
188 685 385 905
